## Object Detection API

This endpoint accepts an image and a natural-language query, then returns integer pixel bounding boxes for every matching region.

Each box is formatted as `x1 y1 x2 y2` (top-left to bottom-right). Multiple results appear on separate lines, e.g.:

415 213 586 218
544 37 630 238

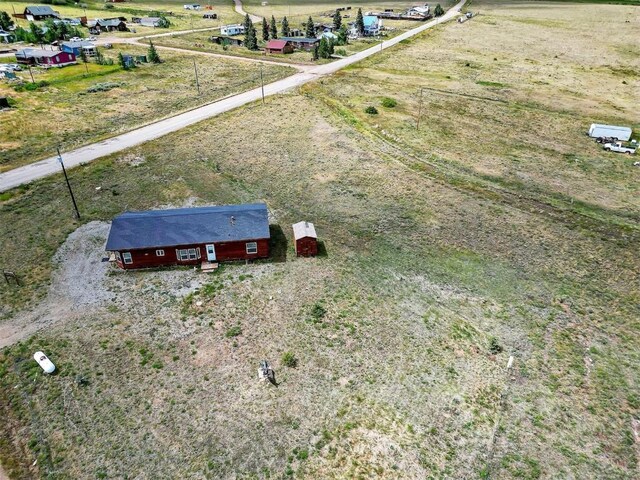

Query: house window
177 248 200 261
122 252 133 264
156 249 165 257
246 242 258 254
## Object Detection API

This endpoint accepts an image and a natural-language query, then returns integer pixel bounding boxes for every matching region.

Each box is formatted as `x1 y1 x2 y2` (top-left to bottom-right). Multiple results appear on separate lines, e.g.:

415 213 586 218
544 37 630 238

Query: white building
220 24 246 36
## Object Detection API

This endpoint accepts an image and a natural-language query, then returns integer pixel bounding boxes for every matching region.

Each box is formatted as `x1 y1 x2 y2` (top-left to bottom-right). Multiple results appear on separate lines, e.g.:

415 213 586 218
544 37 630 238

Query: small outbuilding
293 221 318 257
265 39 293 55
279 37 319 51
105 203 271 270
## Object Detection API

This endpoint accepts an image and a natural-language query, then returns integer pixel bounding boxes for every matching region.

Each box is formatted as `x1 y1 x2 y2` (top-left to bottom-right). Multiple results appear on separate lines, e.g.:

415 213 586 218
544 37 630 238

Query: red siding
115 238 269 270
295 237 317 257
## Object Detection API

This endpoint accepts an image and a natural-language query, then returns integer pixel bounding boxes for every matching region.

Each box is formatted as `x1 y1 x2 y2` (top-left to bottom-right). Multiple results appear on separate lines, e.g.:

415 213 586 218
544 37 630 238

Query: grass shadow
316 240 329 258
269 224 288 263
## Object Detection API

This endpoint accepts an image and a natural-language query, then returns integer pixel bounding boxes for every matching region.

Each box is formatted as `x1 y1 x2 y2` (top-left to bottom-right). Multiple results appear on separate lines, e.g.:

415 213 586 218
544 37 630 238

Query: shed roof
292 221 317 240
25 6 58 16
61 41 95 48
16 48 65 58
280 37 319 44
106 203 270 251
266 39 288 49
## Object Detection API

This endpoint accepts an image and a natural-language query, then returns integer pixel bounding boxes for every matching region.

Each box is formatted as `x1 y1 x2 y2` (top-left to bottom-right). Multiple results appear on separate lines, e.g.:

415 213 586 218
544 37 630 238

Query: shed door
206 244 216 261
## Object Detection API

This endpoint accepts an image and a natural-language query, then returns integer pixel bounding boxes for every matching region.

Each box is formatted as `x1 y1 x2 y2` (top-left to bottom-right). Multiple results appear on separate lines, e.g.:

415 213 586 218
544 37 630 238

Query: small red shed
265 39 293 55
293 221 318 257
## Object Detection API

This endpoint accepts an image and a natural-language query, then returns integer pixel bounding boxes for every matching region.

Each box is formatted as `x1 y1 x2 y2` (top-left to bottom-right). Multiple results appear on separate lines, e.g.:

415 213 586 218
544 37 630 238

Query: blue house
60 41 97 57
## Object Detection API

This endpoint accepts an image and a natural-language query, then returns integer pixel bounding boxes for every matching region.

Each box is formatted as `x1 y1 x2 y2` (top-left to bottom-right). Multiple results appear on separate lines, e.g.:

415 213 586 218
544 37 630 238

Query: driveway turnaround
0 1 466 193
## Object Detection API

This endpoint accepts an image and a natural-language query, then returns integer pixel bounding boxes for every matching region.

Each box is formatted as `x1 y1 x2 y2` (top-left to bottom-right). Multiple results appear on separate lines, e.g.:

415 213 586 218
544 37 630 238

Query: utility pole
27 64 35 83
259 63 265 104
57 147 81 220
193 59 200 94
416 88 424 130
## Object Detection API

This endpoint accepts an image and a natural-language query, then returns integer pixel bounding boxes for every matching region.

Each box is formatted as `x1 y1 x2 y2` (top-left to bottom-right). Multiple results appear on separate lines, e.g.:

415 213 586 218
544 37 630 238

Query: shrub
335 48 347 56
87 82 122 93
489 337 503 354
282 351 298 368
225 326 242 338
365 106 378 115
310 303 326 322
381 97 397 108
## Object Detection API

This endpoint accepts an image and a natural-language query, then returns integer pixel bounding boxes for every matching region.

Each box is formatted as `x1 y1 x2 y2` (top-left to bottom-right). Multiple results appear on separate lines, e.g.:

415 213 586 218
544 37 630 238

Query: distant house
60 41 96 57
350 15 382 37
265 39 293 54
15 48 76 67
88 18 129 34
138 17 163 28
293 221 318 257
407 4 430 17
21 6 59 21
279 37 319 51
220 24 245 36
105 203 271 270
183 4 201 10
209 35 243 46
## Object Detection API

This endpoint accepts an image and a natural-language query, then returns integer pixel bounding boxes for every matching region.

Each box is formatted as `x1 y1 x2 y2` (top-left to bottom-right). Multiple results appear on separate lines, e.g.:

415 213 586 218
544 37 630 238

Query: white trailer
588 124 632 142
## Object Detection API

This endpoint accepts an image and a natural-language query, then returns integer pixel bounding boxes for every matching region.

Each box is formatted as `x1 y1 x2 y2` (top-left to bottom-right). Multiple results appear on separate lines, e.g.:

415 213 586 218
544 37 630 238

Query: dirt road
235 0 263 24
0 1 465 193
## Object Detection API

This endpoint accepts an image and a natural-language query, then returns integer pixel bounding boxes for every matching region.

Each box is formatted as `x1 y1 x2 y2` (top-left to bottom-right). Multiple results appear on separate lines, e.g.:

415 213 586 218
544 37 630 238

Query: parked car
88 36 97 41
604 142 637 155
69 36 82 42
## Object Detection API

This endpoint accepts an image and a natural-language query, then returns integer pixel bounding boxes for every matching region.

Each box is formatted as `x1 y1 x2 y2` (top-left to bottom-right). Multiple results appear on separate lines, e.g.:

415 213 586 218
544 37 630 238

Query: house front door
205 244 216 262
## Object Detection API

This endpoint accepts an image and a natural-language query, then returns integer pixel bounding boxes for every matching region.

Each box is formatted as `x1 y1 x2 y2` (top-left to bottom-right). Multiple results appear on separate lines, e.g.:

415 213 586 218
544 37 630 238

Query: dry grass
0 45 294 170
0 2 639 479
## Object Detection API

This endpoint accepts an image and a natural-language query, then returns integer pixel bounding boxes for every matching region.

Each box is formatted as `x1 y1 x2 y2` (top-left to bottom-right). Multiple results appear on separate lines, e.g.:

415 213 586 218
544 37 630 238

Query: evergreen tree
118 51 128 70
245 21 258 50
317 37 329 59
243 13 252 34
281 16 290 37
0 11 14 31
262 17 269 41
332 10 342 31
270 15 277 39
355 8 365 36
305 16 315 38
328 38 335 56
434 4 444 17
148 40 161 63
29 22 45 44
94 48 105 65
158 16 171 28
337 25 348 45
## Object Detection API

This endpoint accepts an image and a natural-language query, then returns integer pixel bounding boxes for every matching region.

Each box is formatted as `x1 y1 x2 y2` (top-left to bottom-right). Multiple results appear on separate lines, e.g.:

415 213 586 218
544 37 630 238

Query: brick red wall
115 238 269 270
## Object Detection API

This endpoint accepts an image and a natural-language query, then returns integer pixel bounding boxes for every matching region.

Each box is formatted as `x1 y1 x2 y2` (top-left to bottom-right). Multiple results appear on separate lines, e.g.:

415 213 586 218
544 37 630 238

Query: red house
15 49 76 67
265 39 293 55
293 221 318 257
105 203 271 270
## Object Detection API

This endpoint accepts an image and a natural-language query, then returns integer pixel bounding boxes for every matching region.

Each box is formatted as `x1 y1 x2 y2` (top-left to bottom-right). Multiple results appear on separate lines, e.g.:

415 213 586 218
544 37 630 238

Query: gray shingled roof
105 204 270 251
25 6 58 16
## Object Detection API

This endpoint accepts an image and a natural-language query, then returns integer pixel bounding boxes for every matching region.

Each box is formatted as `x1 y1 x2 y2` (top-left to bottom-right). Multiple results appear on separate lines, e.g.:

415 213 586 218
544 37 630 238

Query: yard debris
258 360 276 385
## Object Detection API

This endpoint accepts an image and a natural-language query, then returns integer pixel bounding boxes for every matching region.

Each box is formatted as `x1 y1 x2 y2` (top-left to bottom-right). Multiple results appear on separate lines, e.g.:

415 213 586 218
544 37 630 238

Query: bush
282 351 298 368
381 97 397 108
310 303 326 322
87 82 122 93
225 326 242 338
365 106 378 115
13 80 49 92
489 337 503 354
335 48 347 56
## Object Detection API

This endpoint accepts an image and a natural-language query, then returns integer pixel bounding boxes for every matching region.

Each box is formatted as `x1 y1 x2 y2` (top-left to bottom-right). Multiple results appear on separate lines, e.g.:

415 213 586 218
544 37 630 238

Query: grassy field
0 1 639 479
0 0 243 34
0 45 294 170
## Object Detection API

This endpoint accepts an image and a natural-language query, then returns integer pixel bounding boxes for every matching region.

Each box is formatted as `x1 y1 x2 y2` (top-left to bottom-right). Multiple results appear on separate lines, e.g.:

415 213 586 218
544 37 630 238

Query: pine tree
118 51 128 70
245 22 258 50
262 17 269 41
281 16 290 37
0 11 14 31
270 15 277 39
337 25 348 45
332 10 342 31
243 13 252 34
355 8 365 36
29 22 45 44
148 40 161 63
328 38 335 56
305 16 315 38
318 37 329 59
434 4 444 16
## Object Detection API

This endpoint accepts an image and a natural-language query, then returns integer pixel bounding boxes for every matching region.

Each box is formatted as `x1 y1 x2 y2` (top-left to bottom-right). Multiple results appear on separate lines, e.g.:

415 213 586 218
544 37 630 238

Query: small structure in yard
137 17 164 28
265 39 293 55
203 13 218 20
210 35 244 46
184 4 201 10
15 48 77 67
105 203 271 270
220 24 245 36
279 37 319 52
293 221 318 257
16 6 60 21
60 41 97 57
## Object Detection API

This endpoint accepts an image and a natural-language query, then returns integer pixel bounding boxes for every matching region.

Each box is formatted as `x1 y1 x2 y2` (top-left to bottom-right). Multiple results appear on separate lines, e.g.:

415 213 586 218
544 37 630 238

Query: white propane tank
33 351 56 374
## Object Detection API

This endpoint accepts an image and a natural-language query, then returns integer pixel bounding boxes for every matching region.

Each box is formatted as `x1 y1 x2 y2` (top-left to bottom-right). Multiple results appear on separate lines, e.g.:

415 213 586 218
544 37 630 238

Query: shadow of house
269 224 287 263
